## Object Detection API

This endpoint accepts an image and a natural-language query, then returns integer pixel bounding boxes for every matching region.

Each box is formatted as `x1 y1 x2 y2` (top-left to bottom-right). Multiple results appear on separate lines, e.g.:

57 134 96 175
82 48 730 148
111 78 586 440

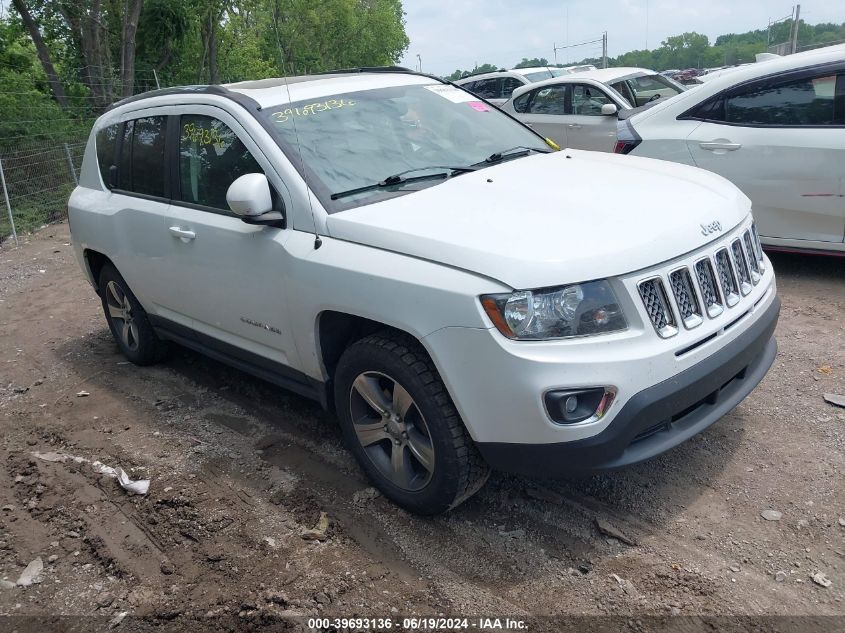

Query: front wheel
334 331 489 515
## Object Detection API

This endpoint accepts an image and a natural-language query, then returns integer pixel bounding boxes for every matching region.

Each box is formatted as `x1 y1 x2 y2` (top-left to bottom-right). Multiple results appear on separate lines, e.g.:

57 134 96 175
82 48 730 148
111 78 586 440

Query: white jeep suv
69 69 780 514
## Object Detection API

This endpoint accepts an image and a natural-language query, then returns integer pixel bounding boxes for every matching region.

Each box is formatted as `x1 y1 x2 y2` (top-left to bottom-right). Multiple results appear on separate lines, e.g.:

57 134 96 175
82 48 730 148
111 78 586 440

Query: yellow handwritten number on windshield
271 98 356 123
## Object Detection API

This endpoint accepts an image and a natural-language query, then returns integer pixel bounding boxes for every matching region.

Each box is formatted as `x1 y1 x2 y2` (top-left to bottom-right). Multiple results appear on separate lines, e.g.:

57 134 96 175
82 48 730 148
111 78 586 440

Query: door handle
699 141 741 151
567 124 582 129
169 226 196 241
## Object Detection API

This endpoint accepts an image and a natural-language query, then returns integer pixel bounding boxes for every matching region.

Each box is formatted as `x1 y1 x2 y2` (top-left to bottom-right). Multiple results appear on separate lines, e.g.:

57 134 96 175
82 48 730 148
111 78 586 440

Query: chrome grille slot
668 268 703 329
731 239 753 295
714 249 740 307
638 278 678 338
752 223 765 271
743 230 761 282
694 258 724 318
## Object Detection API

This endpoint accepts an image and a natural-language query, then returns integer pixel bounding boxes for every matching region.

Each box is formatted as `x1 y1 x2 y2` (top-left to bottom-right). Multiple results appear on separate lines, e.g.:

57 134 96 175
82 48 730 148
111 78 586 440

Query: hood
326 151 750 289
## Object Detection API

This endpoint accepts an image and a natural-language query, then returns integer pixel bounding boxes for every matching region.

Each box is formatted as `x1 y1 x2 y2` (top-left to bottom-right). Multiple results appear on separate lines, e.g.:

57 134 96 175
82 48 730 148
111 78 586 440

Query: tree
514 57 549 68
120 0 144 96
10 0 68 107
446 63 498 81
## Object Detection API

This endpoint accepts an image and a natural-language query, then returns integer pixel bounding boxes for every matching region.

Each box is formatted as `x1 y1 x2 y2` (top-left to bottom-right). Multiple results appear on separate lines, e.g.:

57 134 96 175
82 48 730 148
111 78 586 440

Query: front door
566 83 621 152
159 108 300 370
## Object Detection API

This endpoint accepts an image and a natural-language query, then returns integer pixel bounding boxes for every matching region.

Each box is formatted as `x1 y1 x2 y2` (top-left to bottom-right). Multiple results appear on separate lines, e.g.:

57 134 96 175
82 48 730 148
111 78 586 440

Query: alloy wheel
348 371 435 491
105 280 140 352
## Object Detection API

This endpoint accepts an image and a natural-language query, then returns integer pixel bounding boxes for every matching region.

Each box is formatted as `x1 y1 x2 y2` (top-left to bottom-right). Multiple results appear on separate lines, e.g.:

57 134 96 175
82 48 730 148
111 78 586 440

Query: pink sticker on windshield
468 101 490 112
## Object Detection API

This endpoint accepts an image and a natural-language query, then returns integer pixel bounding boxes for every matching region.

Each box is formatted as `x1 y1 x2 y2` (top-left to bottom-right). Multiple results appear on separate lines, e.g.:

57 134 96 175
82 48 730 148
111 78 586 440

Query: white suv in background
616 44 845 254
69 69 779 514
454 67 572 105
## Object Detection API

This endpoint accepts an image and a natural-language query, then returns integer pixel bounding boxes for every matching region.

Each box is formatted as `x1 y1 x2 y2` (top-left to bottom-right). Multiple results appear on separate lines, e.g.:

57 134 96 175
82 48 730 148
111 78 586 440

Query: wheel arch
315 311 443 411
83 249 113 293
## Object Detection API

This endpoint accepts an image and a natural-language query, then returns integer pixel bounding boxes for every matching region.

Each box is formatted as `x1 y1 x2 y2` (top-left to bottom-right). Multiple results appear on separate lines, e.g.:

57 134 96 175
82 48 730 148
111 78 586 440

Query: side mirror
227 173 274 217
601 103 618 116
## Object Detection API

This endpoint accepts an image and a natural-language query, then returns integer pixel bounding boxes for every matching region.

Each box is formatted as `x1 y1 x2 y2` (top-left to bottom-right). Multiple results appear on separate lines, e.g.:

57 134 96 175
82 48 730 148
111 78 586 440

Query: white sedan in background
616 44 845 255
500 68 685 152
500 76 631 151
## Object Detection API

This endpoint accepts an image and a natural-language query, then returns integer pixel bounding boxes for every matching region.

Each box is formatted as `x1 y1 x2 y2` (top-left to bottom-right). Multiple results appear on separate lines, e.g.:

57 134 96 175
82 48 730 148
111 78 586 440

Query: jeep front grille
636 225 767 339
731 239 753 295
714 248 740 307
751 223 765 272
637 278 677 338
668 268 703 328
694 258 724 318
743 230 761 282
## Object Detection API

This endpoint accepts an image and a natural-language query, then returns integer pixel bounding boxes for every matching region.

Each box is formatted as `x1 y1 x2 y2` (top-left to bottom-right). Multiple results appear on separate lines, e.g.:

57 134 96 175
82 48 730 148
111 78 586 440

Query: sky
399 0 844 75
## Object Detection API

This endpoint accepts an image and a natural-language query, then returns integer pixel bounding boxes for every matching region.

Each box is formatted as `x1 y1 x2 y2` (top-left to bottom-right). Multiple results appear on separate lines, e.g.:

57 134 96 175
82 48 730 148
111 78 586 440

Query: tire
334 331 490 515
98 263 168 366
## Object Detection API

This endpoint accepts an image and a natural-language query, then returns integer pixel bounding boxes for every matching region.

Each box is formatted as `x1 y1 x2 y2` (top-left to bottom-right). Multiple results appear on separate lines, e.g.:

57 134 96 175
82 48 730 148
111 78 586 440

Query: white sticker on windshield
423 84 475 103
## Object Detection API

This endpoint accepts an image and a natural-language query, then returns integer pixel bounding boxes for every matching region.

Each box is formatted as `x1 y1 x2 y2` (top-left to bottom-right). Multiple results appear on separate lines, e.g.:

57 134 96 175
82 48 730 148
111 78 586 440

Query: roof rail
456 67 508 80
107 84 233 111
316 66 414 75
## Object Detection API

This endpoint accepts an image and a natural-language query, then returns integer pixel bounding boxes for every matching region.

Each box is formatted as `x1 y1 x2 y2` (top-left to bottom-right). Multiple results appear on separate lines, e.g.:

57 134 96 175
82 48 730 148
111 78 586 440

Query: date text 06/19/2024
307 617 528 630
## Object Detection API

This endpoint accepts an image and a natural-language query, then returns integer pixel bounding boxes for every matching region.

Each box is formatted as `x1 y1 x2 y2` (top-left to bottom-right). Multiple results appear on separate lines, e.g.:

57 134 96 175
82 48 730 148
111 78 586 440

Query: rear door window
178 114 263 211
725 73 840 125
131 117 167 197
116 116 167 197
473 79 502 100
500 77 524 99
527 85 568 115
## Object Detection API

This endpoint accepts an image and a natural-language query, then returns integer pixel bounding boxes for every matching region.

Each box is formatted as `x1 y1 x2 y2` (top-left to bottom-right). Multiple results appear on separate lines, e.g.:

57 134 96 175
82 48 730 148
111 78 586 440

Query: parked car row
454 64 597 105
499 67 686 152
496 45 845 255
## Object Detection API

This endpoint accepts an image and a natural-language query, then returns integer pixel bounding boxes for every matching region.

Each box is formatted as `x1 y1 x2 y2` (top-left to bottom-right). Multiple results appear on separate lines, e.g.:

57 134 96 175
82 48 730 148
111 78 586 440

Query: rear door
513 84 570 147
566 83 621 151
685 66 845 244
103 112 172 310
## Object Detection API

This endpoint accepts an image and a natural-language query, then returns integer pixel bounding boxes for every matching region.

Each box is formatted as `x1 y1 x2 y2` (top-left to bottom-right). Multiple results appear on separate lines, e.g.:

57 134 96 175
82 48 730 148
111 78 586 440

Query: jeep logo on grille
700 220 722 236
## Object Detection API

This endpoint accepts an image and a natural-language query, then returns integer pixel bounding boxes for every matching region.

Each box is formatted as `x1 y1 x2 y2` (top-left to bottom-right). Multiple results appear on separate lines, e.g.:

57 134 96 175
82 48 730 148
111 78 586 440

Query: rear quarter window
95 124 119 189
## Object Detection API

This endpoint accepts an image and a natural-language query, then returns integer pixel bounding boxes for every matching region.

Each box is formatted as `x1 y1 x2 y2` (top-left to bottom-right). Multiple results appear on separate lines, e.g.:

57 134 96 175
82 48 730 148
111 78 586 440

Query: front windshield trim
258 80 551 214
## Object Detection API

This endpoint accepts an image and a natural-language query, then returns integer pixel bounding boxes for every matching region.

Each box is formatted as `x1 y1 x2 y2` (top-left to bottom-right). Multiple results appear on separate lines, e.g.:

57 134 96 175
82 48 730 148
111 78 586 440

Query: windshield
621 74 686 106
263 82 548 211
522 70 555 82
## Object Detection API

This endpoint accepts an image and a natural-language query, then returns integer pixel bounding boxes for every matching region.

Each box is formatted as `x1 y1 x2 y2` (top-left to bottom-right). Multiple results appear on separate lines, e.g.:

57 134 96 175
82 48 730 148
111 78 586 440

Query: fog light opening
544 387 616 425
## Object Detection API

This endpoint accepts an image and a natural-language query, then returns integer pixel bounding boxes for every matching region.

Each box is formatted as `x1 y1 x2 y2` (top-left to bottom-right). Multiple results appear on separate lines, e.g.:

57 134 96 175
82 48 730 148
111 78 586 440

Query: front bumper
474 295 779 476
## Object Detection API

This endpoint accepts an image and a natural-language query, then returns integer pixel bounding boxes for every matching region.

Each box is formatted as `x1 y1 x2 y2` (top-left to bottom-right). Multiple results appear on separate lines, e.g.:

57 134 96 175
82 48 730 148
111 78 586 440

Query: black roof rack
316 65 414 75
455 68 507 80
108 84 233 111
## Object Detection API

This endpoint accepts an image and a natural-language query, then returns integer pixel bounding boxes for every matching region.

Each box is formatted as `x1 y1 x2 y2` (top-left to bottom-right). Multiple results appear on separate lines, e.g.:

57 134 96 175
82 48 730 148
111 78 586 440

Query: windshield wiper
330 165 475 201
479 145 551 165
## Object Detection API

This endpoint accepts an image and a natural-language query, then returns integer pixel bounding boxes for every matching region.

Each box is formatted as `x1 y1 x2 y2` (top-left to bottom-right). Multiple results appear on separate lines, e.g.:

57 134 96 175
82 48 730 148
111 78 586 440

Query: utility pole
790 4 801 54
416 54 422 72
602 32 608 68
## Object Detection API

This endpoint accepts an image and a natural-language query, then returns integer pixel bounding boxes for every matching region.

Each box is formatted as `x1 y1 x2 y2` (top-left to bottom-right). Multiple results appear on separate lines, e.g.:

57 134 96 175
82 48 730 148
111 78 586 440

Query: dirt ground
0 223 843 631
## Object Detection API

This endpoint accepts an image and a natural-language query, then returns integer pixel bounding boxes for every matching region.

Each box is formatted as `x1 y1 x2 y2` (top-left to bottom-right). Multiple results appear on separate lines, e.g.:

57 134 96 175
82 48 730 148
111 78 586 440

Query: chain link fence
0 137 87 246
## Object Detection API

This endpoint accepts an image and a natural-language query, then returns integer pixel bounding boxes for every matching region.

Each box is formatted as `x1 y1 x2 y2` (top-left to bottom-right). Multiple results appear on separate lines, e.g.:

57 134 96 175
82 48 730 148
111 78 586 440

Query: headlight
481 280 627 340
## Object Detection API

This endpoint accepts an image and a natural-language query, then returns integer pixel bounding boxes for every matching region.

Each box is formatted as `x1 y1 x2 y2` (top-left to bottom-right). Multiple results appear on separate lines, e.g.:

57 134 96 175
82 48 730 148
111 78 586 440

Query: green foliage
513 57 550 68
0 19 92 148
446 63 499 81
572 21 845 71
